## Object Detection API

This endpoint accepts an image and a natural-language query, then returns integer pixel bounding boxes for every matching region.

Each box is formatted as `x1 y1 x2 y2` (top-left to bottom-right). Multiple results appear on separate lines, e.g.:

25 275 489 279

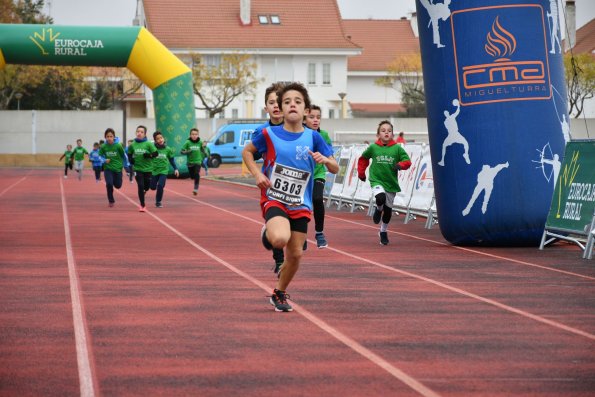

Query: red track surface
1 167 594 397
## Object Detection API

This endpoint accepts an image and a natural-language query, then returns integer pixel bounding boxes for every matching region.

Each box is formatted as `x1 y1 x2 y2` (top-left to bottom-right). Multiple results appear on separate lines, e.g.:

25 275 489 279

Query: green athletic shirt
181 138 206 165
71 146 88 161
361 142 410 193
62 150 73 164
152 145 176 176
99 142 125 172
127 140 157 172
314 129 332 180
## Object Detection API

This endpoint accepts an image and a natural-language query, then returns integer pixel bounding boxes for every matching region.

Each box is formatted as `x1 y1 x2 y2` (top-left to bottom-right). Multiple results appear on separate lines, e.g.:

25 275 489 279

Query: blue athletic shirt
251 125 333 212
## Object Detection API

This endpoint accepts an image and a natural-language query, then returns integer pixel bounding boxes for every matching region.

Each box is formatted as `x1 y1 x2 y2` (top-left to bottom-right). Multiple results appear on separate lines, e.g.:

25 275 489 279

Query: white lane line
329 215 595 281
181 180 595 281
0 175 28 197
60 178 98 397
116 190 442 397
165 186 595 341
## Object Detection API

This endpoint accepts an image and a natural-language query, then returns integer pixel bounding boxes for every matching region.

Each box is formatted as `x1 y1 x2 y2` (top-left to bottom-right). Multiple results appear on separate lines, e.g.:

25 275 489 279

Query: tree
14 0 52 23
375 52 426 117
191 53 262 118
564 53 595 118
20 66 92 110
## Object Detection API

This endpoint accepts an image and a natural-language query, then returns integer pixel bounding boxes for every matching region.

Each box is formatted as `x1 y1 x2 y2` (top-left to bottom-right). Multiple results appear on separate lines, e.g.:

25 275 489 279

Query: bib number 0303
267 163 311 206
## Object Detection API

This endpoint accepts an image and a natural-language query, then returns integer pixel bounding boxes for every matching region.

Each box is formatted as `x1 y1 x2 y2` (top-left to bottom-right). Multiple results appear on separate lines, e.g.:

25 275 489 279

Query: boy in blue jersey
242 82 339 312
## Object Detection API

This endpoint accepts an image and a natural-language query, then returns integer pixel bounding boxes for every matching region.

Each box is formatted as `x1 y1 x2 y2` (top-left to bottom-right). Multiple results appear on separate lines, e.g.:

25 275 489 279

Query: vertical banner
416 0 568 245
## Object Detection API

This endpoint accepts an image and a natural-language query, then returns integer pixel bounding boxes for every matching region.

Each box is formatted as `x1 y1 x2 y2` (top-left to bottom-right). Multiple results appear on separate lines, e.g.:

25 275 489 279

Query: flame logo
484 16 517 61
29 28 60 56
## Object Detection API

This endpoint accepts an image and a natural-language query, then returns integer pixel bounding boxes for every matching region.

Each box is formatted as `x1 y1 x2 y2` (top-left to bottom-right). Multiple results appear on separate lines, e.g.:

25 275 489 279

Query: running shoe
261 226 273 250
379 231 389 245
156 202 163 208
373 208 382 224
270 289 292 312
192 189 198 196
315 232 328 248
109 202 114 208
139 206 146 212
64 175 67 179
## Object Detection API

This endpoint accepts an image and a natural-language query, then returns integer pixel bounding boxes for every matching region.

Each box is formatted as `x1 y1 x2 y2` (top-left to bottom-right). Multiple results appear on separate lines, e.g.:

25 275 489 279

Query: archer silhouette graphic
547 0 562 54
438 99 470 166
533 143 561 184
418 0 452 48
462 162 509 216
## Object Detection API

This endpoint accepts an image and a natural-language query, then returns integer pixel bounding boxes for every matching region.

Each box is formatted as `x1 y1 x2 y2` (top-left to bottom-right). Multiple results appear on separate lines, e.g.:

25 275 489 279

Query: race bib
267 163 311 206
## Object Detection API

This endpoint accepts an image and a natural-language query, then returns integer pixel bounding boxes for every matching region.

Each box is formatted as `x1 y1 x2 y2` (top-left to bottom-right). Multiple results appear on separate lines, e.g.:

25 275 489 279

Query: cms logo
452 5 551 106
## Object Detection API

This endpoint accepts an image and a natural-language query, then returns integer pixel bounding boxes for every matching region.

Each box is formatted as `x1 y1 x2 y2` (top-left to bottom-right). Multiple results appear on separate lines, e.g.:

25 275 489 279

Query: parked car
206 120 264 167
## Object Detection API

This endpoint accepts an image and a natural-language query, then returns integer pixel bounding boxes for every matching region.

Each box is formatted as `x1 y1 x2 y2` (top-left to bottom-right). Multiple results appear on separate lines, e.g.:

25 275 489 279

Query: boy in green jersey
357 120 412 245
150 131 179 208
181 128 207 196
59 144 73 179
99 128 127 207
305 105 333 249
71 139 89 181
127 125 157 212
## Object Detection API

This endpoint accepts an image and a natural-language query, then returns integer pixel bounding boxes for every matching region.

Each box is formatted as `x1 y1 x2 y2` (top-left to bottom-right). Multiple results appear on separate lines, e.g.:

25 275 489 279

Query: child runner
125 139 134 183
71 139 89 181
201 141 210 176
89 142 105 183
242 82 338 312
99 128 127 207
357 120 412 245
304 104 333 248
252 82 287 275
59 144 73 179
127 125 157 212
181 128 207 196
150 131 180 208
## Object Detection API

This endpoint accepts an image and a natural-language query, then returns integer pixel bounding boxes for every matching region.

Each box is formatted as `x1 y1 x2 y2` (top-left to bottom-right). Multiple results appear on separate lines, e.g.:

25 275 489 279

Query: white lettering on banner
567 183 595 202
53 38 104 57
562 201 583 221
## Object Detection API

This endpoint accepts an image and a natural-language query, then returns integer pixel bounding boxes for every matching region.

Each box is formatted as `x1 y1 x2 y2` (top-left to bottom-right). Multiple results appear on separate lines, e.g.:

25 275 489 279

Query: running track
0 167 593 397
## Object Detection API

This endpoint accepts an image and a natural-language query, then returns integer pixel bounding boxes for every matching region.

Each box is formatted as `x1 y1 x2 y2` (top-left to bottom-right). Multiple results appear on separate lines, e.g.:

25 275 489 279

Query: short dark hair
309 104 321 112
277 82 311 110
376 120 394 134
104 128 115 138
153 131 162 140
136 125 147 134
264 82 286 104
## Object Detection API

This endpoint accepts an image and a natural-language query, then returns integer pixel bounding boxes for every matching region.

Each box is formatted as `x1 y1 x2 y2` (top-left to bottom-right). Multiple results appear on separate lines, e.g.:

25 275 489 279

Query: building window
322 63 331 85
329 109 335 119
258 15 269 24
270 15 280 24
308 63 316 85
232 108 239 119
205 55 221 68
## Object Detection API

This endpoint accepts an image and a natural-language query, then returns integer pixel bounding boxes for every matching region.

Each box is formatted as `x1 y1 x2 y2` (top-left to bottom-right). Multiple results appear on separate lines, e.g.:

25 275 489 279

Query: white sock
380 222 388 232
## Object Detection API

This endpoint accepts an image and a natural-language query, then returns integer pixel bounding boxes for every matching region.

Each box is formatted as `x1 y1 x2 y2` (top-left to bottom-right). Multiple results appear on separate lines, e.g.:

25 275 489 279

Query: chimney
240 0 251 25
565 0 576 51
410 12 418 38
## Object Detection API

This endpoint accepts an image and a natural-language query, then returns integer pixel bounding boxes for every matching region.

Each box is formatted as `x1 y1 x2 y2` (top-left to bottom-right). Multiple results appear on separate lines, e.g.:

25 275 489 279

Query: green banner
153 72 196 174
545 140 595 234
0 24 140 66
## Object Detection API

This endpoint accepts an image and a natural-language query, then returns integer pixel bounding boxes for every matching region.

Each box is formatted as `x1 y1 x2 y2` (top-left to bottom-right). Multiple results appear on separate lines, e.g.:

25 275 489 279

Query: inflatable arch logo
0 24 195 170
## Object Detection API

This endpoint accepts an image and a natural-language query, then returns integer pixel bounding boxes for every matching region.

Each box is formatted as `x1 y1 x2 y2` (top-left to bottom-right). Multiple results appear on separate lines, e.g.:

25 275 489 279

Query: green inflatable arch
0 24 195 172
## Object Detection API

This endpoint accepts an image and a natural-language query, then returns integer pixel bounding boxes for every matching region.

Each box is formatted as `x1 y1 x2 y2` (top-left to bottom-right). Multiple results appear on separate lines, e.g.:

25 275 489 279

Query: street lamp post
14 92 23 111
338 92 346 119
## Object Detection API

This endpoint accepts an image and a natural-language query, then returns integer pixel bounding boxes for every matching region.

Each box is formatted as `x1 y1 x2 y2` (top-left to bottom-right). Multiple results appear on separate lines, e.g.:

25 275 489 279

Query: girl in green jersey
127 125 157 212
357 120 412 245
150 131 179 208
99 128 127 207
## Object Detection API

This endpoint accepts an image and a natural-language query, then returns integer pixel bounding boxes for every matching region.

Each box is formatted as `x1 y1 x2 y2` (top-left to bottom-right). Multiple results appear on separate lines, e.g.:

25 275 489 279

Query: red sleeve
397 159 412 170
357 156 370 178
